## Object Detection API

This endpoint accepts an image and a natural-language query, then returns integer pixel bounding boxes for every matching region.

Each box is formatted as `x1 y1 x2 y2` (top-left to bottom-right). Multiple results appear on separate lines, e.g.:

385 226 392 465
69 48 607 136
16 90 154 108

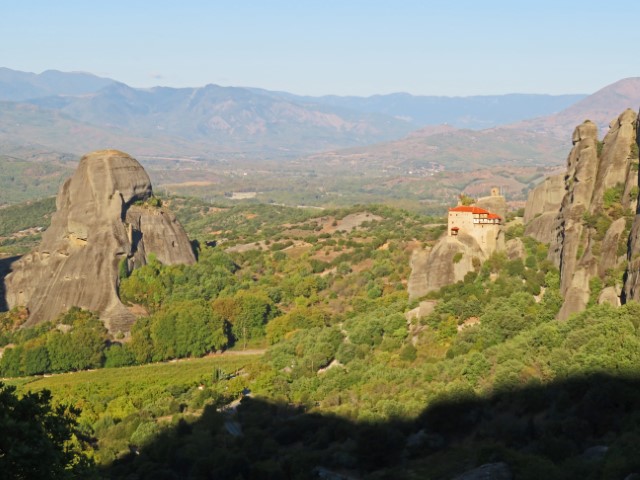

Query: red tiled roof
449 205 491 214
487 213 502 220
451 226 460 230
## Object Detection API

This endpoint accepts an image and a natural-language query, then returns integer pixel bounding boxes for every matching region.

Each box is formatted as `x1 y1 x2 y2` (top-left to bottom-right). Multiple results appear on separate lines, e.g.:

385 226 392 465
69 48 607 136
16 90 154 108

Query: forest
2 198 640 479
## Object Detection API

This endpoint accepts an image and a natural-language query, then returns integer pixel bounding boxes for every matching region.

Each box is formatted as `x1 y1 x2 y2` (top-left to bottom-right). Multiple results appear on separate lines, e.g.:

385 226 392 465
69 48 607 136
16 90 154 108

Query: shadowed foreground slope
101 373 640 480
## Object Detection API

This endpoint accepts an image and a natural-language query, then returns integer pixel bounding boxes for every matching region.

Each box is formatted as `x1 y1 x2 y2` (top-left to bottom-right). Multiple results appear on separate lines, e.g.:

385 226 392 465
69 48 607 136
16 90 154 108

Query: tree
129 316 154 364
103 343 135 368
0 382 93 478
136 299 230 362
22 344 51 376
46 309 107 372
265 306 329 344
213 292 273 349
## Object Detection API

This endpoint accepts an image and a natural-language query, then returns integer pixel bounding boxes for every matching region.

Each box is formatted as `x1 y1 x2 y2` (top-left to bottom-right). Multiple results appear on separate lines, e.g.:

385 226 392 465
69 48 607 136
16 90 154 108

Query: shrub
603 183 624 209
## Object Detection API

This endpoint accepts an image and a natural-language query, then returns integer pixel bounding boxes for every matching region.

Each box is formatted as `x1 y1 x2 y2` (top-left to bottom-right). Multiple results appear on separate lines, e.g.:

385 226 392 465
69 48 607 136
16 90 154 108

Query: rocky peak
524 109 639 319
3 150 195 332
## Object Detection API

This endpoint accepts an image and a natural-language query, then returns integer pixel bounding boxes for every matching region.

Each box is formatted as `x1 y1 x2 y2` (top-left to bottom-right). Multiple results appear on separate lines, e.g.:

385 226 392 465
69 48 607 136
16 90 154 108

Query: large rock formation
3 150 196 332
410 109 640 317
408 230 503 300
523 174 564 244
523 109 639 319
409 189 506 300
623 113 640 303
476 189 507 221
408 234 481 299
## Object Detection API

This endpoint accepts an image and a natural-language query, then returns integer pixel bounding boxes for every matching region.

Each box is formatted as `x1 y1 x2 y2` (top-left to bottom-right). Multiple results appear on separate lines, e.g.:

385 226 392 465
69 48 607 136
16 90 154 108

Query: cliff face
409 109 640 316
408 229 504 300
4 150 195 332
523 174 564 244
523 109 639 319
623 115 640 303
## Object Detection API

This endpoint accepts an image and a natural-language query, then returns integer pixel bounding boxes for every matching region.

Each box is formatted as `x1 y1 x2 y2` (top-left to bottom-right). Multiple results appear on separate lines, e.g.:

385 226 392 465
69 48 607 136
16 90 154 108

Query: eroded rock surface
523 174 565 244
408 233 491 299
4 150 195 332
539 110 637 319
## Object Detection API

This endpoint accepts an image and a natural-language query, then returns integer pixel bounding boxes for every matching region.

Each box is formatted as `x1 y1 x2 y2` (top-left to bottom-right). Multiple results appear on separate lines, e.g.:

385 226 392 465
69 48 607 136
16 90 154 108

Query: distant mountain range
509 78 640 137
306 78 640 171
258 90 586 129
2 68 640 176
303 124 570 172
0 67 115 101
0 68 588 161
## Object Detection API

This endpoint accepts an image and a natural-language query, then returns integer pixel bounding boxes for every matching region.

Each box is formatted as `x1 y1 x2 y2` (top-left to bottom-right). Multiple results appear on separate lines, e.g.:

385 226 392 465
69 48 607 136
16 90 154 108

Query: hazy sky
2 0 639 96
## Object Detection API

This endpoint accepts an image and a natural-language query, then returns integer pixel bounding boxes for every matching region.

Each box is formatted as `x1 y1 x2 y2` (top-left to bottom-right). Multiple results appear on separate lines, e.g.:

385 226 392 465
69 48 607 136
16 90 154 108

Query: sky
1 0 639 97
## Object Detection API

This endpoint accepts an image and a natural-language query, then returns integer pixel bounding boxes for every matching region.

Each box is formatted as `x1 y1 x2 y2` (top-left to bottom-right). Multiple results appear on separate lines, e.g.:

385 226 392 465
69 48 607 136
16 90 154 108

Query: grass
4 353 262 405
1 353 264 465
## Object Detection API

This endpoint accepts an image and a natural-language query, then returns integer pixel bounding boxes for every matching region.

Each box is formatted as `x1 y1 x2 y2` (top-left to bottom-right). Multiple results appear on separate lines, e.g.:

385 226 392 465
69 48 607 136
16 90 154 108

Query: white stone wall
448 211 474 235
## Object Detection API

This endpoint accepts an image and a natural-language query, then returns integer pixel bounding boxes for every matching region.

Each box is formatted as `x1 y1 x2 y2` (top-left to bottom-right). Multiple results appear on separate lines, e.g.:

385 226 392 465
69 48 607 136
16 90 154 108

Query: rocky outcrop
505 238 525 260
523 174 564 224
409 191 506 299
532 109 638 319
599 286 621 307
411 109 640 312
523 174 564 244
405 300 437 322
476 193 507 221
3 150 195 332
408 233 491 299
407 248 431 300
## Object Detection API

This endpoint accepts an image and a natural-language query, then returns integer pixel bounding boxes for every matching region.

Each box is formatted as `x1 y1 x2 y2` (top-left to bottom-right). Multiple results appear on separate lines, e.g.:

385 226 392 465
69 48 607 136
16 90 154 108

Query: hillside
26 82 414 156
273 91 586 129
0 68 589 165
301 78 640 173
0 101 202 158
0 154 70 205
1 110 640 476
3 71 637 211
0 67 115 101
511 77 640 139
4 195 640 478
302 123 569 171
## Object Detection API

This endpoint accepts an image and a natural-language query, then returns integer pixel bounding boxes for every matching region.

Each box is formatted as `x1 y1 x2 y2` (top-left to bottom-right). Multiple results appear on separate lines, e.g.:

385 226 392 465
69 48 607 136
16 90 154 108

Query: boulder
523 173 565 244
598 286 621 307
452 462 512 480
405 300 438 321
505 238 525 260
3 150 196 332
581 445 609 462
